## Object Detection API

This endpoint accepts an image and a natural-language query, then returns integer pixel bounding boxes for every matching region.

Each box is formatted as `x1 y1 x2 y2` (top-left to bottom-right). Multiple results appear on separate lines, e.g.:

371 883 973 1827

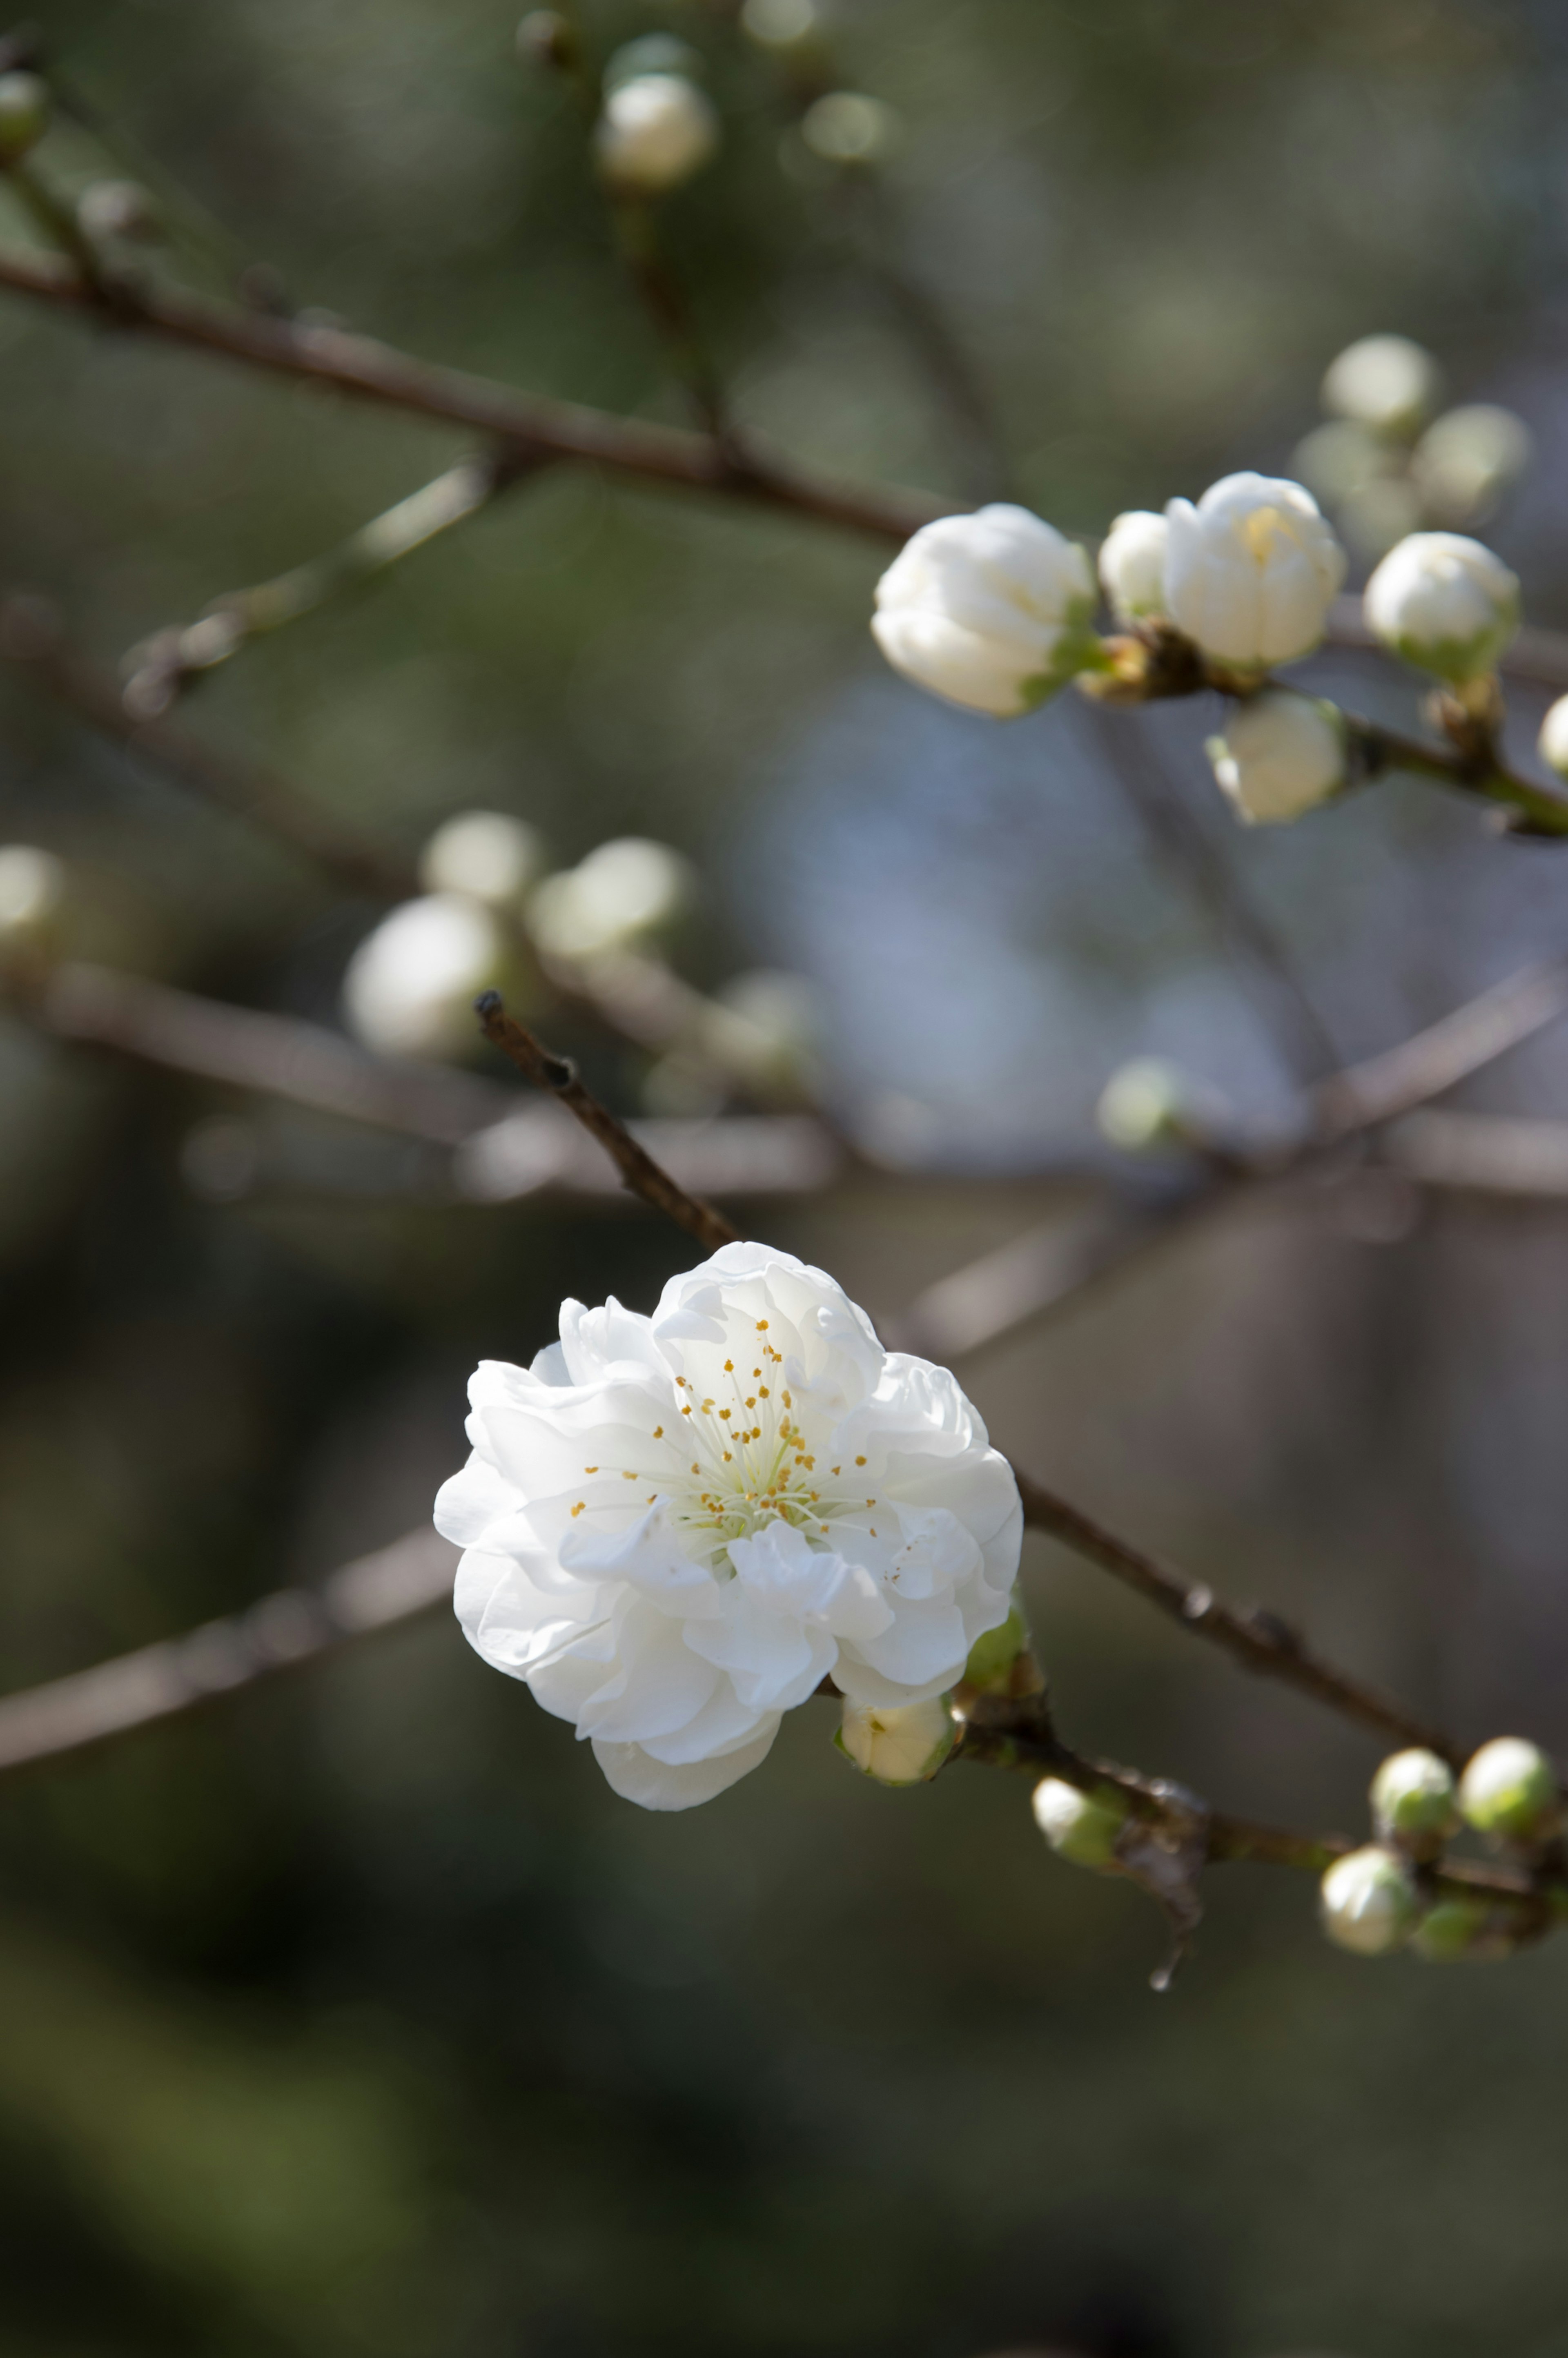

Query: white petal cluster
1164 473 1347 668
1098 510 1169 623
595 73 718 193
437 1241 1022 1810
1363 531 1520 682
1205 689 1346 826
871 504 1098 718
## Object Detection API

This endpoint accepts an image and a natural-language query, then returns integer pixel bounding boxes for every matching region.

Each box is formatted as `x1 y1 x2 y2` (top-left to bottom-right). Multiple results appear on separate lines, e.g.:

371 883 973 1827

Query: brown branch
0 244 940 543
475 991 742 1249
1011 1471 1459 1763
0 594 418 901
0 1528 457 1774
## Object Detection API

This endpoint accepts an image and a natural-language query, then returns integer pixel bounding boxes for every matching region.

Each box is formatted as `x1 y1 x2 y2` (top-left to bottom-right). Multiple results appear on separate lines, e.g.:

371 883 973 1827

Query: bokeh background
4 0 1568 2351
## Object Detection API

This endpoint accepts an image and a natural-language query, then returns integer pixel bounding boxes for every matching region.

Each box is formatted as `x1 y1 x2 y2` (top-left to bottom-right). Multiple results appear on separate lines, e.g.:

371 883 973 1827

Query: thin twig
476 990 742 1250
0 595 418 900
121 448 545 717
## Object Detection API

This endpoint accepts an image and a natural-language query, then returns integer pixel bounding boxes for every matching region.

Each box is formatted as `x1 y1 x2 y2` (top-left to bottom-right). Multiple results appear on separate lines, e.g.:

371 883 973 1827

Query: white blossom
1098 510 1169 623
341 893 504 1061
595 73 718 193
1319 1845 1419 1957
837 1694 955 1785
1163 472 1346 669
1320 334 1442 439
1539 696 1568 780
871 504 1098 719
436 1241 1022 1810
1205 689 1347 826
1363 531 1520 681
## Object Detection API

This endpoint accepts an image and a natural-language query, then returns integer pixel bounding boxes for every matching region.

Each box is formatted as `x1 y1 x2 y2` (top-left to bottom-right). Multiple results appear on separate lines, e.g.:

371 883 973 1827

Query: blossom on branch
1204 688 1347 826
436 1243 1022 1809
595 73 719 193
1163 472 1346 669
1363 530 1520 682
1098 509 1169 624
871 504 1100 718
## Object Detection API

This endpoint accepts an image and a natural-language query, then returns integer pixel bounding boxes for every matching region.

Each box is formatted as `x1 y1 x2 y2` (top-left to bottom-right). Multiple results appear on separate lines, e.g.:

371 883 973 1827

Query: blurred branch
0 1528 458 1774
1384 1107 1568 1198
1085 702 1342 1081
0 595 419 900
891 951 1568 1368
25 957 842 1202
120 448 545 719
476 990 742 1248
0 244 940 540
608 191 733 444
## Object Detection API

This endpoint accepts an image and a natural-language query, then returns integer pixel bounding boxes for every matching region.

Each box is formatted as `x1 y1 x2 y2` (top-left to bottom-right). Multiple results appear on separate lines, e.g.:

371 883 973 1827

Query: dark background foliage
3 1 1568 2352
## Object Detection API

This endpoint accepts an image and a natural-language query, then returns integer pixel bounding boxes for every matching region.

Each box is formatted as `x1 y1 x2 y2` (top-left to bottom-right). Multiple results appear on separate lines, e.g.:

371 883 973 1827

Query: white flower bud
837 1694 956 1786
342 893 507 1061
1031 1776 1130 1871
800 91 898 168
1457 1736 1561 1847
1205 689 1347 827
595 73 718 193
1163 473 1346 670
0 71 50 162
1370 1749 1459 1856
1363 531 1520 682
1539 695 1568 780
1098 510 1169 623
528 837 694 963
740 0 821 51
1096 1057 1213 1154
0 844 65 945
418 810 546 912
1321 334 1443 440
872 504 1099 719
1319 1844 1419 1957
1413 404 1532 530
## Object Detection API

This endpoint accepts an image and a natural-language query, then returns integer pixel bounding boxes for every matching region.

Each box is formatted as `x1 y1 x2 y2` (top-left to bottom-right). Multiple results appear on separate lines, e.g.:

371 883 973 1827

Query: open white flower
1164 472 1346 669
871 504 1099 718
1098 510 1169 623
1205 689 1347 826
1363 530 1520 682
436 1241 1022 1809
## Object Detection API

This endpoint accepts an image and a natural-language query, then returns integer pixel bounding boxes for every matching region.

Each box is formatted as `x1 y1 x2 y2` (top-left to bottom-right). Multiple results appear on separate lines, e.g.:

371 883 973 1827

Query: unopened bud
1457 1736 1561 1848
1206 689 1347 827
341 894 511 1062
0 71 49 161
1321 334 1442 441
959 1602 1039 1700
1363 531 1520 682
1370 1748 1458 1859
528 837 694 963
0 843 65 953
595 72 718 193
741 0 822 52
1098 509 1169 624
836 1694 955 1786
1539 694 1568 782
800 91 898 167
1413 403 1531 531
1412 1894 1526 1964
1096 1057 1228 1156
419 810 546 913
1031 1776 1130 1871
1319 1844 1419 1957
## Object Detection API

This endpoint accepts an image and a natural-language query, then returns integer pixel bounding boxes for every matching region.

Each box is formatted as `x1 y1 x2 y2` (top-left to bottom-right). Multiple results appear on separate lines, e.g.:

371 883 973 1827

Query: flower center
1238 505 1296 565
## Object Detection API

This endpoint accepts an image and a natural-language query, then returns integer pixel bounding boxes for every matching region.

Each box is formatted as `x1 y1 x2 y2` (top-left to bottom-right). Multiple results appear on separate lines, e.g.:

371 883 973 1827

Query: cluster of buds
871 456 1528 831
1294 333 1531 561
1319 1738 1563 1964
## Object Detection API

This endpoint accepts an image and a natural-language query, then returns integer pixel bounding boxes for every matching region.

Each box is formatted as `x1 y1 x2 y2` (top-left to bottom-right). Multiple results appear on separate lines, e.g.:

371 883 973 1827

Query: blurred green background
4 0 1568 2351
